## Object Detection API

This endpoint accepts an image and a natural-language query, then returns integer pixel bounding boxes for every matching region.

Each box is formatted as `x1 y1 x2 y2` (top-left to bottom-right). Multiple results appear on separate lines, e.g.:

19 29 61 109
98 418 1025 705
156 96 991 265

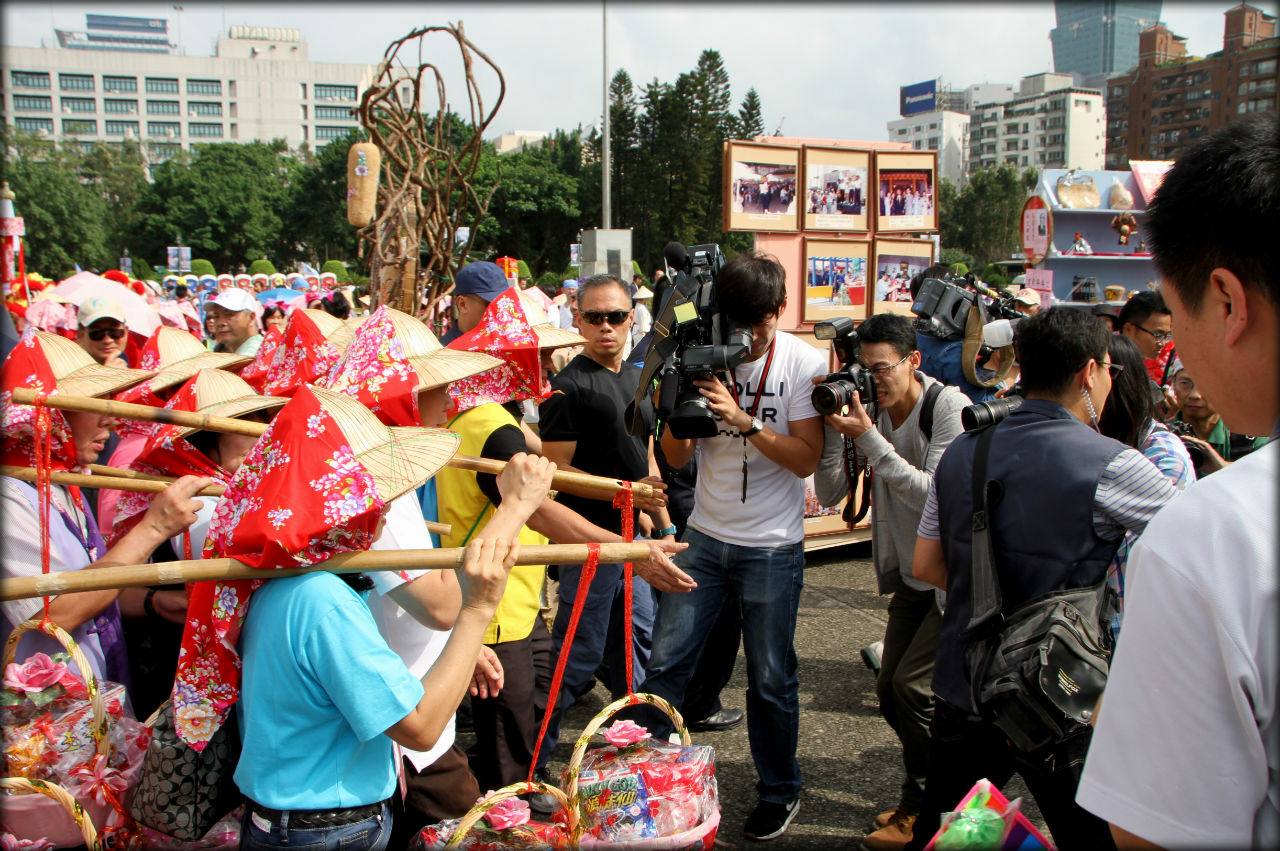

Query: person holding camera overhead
908 265 1000 404
811 313 967 851
638 252 827 841
905 307 1179 850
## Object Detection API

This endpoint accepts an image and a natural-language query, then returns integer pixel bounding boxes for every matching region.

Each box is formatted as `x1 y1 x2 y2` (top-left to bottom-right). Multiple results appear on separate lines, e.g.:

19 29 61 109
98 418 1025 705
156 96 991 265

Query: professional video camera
912 272 1023 341
810 317 877 416
626 242 753 439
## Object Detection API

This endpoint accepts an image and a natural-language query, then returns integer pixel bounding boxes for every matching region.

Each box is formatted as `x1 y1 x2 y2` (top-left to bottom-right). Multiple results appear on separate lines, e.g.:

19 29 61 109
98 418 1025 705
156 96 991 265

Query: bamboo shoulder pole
0 543 651 601
10 389 654 502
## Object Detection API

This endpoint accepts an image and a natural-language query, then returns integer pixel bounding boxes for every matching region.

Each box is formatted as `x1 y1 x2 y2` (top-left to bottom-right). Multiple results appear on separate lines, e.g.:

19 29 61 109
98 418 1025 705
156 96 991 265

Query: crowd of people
879 184 934 218
1 114 1276 851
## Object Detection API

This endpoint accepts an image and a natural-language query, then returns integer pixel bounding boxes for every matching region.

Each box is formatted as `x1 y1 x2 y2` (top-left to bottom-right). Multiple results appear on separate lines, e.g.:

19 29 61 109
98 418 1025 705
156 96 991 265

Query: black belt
250 799 386 830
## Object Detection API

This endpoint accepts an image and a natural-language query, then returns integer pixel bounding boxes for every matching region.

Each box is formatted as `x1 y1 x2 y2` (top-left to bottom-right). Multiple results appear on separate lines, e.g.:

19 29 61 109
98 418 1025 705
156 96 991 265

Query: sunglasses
88 327 126 342
580 309 631 326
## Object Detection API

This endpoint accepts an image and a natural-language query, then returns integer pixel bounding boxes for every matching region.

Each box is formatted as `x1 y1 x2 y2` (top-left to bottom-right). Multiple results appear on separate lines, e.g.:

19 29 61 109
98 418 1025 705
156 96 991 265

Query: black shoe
688 707 745 732
526 767 560 816
743 798 800 841
861 639 884 676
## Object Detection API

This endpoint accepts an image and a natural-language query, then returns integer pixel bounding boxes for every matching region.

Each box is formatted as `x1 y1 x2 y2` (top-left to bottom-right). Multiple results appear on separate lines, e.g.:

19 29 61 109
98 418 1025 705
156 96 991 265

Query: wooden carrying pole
0 543 652 602
10 389 652 502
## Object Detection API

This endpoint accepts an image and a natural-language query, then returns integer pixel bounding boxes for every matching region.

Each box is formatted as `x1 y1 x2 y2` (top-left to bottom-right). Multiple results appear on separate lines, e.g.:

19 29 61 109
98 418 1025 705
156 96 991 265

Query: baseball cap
1014 288 1040 306
77 296 126 327
453 261 509 302
209 288 258 313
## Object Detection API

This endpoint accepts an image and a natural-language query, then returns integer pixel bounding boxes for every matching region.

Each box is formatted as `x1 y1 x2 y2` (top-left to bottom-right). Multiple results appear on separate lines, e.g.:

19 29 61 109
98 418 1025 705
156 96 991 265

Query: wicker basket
442 780 577 849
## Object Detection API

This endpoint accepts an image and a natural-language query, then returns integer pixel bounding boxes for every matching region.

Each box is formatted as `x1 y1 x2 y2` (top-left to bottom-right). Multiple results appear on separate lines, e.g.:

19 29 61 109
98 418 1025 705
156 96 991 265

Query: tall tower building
1051 1 1163 89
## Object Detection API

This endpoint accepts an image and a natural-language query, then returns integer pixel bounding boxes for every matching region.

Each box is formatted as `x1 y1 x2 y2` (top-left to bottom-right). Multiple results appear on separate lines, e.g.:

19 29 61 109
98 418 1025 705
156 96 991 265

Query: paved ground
462 542 1047 848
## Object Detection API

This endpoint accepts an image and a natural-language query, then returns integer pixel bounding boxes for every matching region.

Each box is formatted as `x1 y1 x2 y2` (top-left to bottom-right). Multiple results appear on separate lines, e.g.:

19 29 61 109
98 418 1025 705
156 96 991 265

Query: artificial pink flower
483 797 532 831
69 754 129 806
2 653 67 694
602 719 652 748
1 834 55 850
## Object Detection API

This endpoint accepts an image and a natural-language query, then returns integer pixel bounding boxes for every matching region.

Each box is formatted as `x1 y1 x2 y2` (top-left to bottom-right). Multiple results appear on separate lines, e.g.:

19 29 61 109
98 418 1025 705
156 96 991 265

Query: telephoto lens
961 396 1023 432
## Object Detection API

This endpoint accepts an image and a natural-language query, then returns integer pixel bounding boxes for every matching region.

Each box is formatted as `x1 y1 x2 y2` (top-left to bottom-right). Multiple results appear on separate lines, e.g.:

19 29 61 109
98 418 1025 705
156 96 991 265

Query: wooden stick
12 388 653 502
0 543 651 601
1 466 451 537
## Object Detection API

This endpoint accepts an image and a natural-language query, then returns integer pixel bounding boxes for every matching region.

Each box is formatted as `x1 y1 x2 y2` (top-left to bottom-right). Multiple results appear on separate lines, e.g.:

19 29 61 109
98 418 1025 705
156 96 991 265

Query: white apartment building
886 110 971 186
3 24 374 164
968 72 1105 173
492 129 549 156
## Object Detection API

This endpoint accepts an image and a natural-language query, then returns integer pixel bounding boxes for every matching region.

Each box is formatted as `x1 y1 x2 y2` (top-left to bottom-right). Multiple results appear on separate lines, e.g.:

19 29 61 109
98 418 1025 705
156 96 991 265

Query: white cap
983 318 1017 349
209 288 257 313
77 296 126 327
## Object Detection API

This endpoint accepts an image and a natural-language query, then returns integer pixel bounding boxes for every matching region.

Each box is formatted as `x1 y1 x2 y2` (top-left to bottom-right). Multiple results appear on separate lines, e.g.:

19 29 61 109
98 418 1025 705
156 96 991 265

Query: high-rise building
887 80 1015 185
1051 0 1163 90
968 73 1106 173
1105 4 1277 167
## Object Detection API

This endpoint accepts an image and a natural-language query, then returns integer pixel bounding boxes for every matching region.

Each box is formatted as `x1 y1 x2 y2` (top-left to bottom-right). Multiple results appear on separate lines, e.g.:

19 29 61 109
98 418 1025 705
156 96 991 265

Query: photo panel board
872 237 936 317
793 330 861 537
723 142 801 233
873 151 939 233
801 146 872 233
802 238 870 324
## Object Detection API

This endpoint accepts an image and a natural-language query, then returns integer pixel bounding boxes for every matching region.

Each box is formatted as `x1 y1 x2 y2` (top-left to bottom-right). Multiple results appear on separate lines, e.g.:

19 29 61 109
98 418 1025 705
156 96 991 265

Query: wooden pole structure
10 389 653 502
0 543 651 602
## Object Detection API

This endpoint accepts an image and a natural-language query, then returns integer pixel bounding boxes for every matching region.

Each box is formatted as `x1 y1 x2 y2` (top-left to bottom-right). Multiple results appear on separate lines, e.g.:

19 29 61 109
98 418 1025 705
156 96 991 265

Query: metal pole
601 0 611 229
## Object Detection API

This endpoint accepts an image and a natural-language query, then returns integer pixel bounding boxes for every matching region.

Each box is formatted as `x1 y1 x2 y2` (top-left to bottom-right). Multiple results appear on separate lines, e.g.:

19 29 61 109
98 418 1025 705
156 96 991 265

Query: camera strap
966 423 1005 636
730 338 777 503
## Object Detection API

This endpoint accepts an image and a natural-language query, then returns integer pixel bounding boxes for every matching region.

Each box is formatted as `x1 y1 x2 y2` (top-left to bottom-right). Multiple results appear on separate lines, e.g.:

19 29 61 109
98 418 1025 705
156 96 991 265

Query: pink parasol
46 271 162 336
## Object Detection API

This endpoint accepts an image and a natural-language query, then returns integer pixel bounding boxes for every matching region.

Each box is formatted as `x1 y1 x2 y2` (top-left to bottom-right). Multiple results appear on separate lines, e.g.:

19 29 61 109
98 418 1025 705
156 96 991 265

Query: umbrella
256 287 296 305
45 271 162 336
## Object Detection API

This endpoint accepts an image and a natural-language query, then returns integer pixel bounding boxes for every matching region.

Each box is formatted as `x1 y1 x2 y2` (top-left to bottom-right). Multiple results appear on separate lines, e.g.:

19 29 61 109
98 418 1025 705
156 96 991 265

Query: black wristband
144 587 159 619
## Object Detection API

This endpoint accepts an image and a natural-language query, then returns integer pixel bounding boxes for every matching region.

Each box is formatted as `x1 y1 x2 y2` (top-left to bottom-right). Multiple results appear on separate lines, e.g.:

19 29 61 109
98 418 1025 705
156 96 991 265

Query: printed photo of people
730 161 798 216
874 254 928 303
806 165 867 216
877 169 935 226
807 255 866 307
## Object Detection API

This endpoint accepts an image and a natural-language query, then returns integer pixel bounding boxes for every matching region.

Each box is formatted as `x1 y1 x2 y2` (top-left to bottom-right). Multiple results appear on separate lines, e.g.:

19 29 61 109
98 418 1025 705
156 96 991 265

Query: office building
968 72 1106 173
1050 0 1164 90
1105 3 1277 167
493 130 549 155
888 80 1015 185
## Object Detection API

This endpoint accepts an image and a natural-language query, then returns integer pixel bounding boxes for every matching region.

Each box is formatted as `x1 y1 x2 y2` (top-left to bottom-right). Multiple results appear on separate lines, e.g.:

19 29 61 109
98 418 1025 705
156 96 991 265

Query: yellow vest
438 403 547 644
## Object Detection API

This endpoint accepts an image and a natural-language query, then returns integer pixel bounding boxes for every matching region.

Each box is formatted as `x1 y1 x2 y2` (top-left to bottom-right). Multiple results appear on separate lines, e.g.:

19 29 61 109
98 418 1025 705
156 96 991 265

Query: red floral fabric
263 312 341 398
445 287 549 413
238 325 283 393
323 306 422 427
0 328 79 472
172 385 387 749
110 330 180 439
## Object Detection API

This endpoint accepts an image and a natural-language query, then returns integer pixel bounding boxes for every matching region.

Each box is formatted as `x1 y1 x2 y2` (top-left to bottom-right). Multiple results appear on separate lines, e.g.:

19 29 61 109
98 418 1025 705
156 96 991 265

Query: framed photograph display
723 142 800 233
802 238 870 323
872 237 936 316
793 330 858 537
873 151 939 233
801 146 871 233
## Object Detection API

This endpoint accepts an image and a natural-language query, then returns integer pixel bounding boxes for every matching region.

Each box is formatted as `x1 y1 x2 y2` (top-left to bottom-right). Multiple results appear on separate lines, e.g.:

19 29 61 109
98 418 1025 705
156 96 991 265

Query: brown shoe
861 811 915 851
873 807 901 829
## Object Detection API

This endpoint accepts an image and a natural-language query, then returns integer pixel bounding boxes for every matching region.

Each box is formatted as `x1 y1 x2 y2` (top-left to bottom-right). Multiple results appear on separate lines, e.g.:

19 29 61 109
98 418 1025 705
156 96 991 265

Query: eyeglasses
580 309 631 326
1100 360 1125 377
87 327 126 342
857 352 911 378
1133 324 1173 345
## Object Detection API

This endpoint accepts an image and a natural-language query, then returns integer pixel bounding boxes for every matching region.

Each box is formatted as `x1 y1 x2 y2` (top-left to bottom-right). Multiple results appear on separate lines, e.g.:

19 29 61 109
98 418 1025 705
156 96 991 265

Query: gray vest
930 399 1125 711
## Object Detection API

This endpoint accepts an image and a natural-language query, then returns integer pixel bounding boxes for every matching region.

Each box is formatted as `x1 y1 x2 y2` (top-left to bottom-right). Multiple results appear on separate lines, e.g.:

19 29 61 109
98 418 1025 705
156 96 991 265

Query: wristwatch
741 416 764 437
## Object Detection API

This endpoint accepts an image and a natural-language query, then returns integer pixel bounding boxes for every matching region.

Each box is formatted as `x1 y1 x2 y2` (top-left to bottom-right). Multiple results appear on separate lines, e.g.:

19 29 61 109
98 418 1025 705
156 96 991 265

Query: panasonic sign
900 80 938 117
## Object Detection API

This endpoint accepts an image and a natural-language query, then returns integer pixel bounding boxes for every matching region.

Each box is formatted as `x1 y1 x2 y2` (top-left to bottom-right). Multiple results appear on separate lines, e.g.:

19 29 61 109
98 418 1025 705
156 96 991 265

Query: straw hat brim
407 350 504 391
57 364 156 399
534 325 587 350
170 394 288 439
149 352 252 393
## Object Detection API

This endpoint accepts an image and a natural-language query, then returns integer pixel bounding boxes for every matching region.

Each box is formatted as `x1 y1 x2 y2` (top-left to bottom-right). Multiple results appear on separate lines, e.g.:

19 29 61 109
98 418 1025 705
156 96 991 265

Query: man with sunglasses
813 313 968 851
76 296 130 368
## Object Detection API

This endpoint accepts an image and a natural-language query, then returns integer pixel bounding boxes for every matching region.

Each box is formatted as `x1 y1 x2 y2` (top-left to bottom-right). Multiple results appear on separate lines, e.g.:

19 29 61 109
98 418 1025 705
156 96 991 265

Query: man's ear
1211 268 1250 348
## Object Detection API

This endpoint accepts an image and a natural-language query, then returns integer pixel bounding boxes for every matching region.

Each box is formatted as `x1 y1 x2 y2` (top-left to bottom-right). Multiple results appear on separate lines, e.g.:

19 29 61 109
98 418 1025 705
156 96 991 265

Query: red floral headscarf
262 312 341 398
445 287 549 413
172 385 387 749
0 329 79 472
111 329 184 439
238 324 284 393
323 306 422 427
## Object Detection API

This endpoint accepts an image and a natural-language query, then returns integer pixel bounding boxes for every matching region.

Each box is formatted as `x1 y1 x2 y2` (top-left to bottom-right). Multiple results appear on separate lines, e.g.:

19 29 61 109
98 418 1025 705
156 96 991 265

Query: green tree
321 259 349 283
131 256 159 281
282 128 366 268
190 258 216 276
76 140 149 261
738 88 765 139
248 258 277 276
939 166 1037 269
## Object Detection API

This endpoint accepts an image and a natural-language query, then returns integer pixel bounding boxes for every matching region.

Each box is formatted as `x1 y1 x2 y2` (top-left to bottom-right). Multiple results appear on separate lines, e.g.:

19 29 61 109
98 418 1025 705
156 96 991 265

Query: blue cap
454 261 509 302
561 279 579 291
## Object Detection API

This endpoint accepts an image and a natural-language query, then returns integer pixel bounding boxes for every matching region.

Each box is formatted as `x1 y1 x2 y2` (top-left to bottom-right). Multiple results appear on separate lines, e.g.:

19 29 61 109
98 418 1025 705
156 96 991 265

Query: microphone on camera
664 242 690 274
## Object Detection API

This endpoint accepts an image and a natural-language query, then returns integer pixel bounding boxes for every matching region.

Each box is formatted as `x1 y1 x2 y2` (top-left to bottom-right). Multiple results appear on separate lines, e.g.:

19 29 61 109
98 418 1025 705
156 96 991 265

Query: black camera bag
961 422 1118 753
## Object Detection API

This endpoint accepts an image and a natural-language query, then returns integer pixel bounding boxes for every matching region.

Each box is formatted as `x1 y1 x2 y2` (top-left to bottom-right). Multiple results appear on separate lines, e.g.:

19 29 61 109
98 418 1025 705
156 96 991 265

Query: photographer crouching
811 313 968 850
905 307 1179 850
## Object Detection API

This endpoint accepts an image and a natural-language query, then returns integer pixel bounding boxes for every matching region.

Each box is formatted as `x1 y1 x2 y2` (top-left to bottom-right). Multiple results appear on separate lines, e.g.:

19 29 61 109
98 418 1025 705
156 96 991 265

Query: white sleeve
786 341 827 423
168 496 220 557
1 479 63 628
368 493 434 595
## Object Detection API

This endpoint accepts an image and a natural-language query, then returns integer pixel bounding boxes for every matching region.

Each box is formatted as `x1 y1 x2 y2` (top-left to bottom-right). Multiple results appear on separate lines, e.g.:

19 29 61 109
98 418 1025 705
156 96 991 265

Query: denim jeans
639 527 805 804
240 800 391 850
535 560 657 769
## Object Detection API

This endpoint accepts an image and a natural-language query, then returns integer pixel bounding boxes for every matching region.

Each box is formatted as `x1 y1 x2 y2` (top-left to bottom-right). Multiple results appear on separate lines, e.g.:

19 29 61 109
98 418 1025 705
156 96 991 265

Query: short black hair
909 264 953 301
1014 307 1111 397
1116 290 1169 330
1146 113 1280 312
855 313 917 360
578 274 630 306
713 253 787 325
1098 333 1155 448
174 285 188 299
262 305 285 321
321 290 351 320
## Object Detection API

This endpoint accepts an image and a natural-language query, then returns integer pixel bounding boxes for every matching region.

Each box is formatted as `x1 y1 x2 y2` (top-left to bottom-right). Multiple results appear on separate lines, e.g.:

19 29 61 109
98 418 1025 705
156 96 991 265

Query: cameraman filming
813 313 967 850
910 265 999 403
906 307 1178 850
639 252 827 841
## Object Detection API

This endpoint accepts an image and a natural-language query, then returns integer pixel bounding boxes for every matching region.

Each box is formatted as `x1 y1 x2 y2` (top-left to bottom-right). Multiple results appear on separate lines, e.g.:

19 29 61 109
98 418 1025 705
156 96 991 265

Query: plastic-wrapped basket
442 780 577 849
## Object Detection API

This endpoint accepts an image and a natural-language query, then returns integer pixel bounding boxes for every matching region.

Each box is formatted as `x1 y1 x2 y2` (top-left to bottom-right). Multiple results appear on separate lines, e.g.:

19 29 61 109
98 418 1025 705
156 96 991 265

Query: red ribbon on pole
612 486 636 695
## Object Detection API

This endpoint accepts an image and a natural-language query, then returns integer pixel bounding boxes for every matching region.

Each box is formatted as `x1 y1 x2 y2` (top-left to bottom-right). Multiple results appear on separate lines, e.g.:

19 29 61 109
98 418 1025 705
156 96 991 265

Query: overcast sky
3 1 1232 141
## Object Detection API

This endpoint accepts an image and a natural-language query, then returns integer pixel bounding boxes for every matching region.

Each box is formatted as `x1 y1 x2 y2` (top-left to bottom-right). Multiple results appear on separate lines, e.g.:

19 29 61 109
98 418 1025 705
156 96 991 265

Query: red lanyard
729 339 777 502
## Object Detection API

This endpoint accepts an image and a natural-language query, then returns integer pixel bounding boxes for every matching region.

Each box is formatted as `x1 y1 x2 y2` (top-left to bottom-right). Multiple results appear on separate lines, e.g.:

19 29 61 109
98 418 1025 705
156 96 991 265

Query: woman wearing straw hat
1 330 212 685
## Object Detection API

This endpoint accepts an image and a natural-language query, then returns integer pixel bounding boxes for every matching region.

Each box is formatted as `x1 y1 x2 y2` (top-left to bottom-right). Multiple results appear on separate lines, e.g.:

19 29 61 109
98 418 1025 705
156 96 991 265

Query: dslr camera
811 317 877 416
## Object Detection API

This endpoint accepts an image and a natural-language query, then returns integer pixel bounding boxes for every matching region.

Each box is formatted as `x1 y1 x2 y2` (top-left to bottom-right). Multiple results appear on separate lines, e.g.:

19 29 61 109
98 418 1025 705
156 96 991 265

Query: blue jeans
639 528 805 804
535 560 657 769
240 800 391 850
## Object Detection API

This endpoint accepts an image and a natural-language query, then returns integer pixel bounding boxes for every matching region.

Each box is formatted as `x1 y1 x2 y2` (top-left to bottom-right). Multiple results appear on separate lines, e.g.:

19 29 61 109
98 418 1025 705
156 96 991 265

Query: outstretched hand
141 476 212 541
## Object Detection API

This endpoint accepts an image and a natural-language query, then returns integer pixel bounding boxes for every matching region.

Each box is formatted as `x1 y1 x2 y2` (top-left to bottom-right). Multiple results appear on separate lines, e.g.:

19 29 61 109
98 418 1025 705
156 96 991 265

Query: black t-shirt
539 355 653 533
476 423 528 506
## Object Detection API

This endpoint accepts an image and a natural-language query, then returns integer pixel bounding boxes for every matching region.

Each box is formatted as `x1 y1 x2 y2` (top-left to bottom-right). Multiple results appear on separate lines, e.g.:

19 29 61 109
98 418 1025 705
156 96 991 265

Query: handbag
128 699 242 840
1056 170 1100 209
961 424 1118 753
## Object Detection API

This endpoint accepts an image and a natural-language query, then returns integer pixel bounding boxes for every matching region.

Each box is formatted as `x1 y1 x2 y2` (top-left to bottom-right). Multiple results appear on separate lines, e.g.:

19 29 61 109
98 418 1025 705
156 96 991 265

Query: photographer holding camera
638 252 827 841
905 307 1179 850
812 313 967 850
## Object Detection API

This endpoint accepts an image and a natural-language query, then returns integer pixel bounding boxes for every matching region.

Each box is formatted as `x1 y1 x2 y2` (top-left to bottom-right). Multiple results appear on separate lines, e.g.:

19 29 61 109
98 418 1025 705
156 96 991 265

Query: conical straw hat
171 368 288 438
35 331 155 398
516 291 586 350
298 308 352 352
146 326 252 392
382 308 503 391
325 314 368 353
310 385 461 503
